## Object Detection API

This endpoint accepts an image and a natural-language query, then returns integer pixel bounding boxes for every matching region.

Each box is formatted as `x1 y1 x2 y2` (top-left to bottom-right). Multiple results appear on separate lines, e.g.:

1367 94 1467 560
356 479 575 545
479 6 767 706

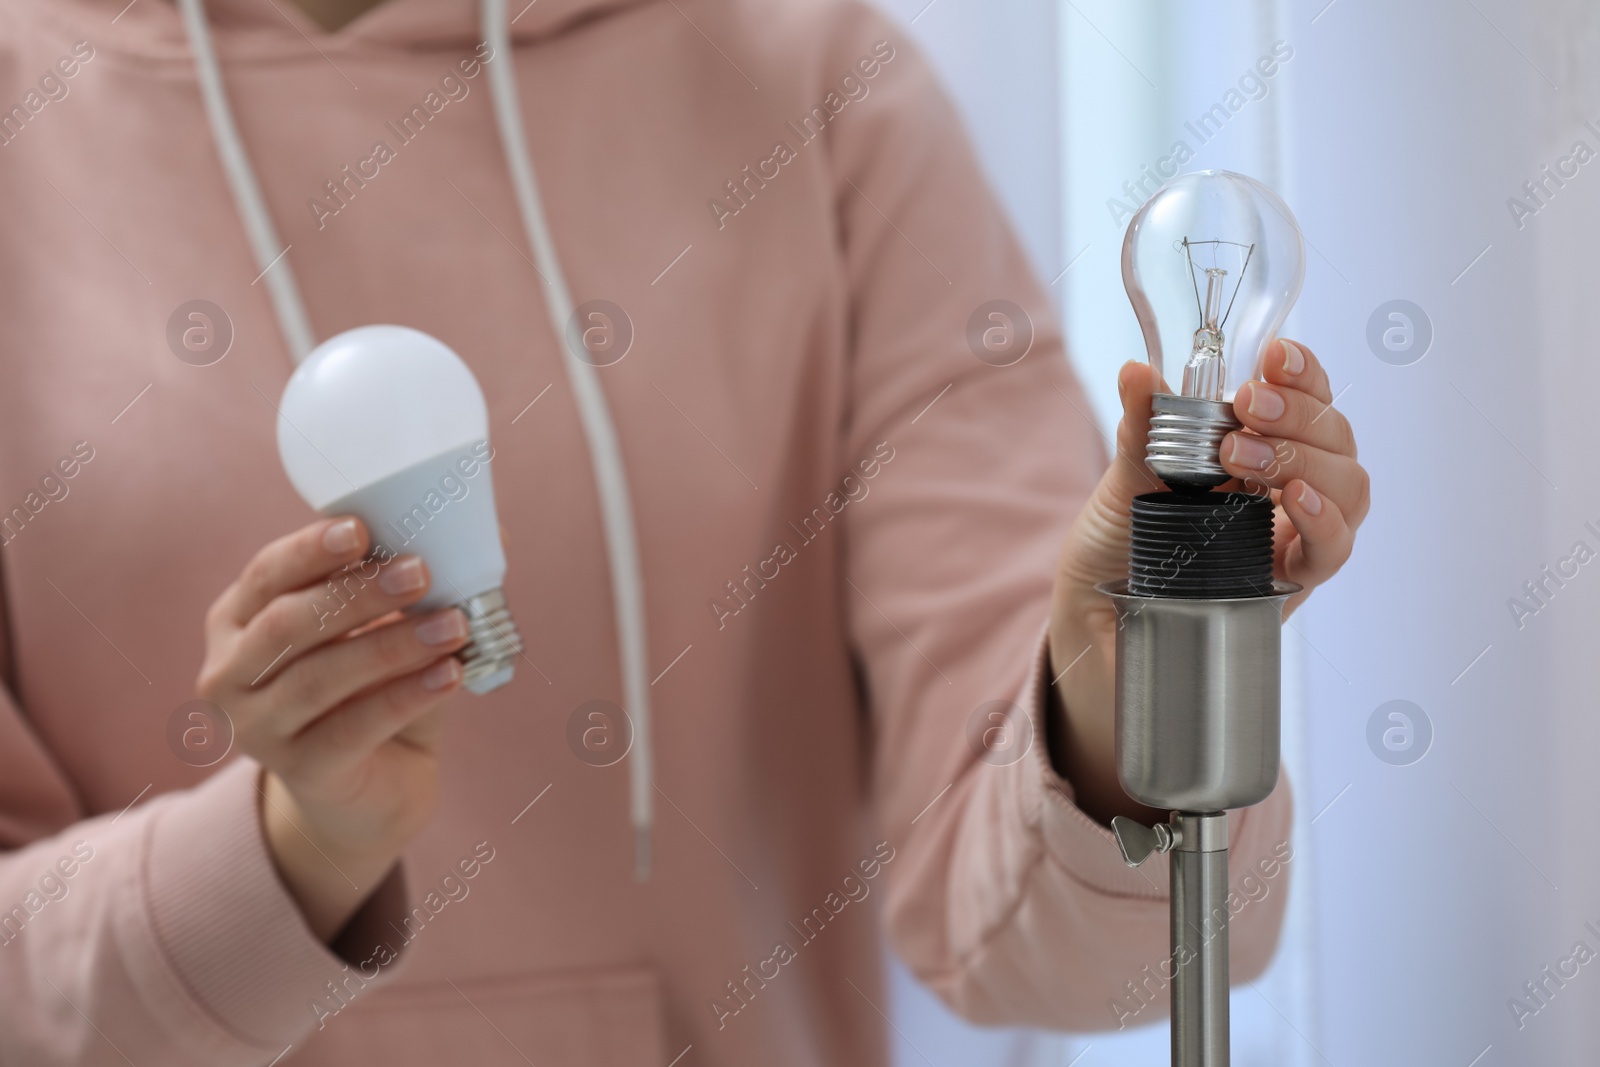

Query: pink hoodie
0 0 1292 1063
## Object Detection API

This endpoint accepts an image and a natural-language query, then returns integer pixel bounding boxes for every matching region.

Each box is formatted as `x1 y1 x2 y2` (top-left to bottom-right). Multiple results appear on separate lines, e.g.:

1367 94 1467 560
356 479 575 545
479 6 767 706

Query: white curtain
876 0 1584 1063
1513 0 1599 1063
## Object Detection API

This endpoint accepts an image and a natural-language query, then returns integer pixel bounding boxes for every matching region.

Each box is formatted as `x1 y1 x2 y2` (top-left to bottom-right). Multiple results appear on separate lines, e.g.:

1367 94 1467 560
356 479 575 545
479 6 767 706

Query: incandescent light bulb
1121 170 1306 491
276 325 523 694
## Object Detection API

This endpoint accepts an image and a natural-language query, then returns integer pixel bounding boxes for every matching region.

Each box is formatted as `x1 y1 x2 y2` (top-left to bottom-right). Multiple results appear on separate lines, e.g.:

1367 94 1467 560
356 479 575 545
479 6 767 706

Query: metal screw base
1146 394 1240 492
458 587 523 694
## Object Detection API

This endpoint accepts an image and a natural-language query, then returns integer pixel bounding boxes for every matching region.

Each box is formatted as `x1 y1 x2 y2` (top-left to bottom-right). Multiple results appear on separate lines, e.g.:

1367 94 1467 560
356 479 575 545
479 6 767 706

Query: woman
0 0 1366 1063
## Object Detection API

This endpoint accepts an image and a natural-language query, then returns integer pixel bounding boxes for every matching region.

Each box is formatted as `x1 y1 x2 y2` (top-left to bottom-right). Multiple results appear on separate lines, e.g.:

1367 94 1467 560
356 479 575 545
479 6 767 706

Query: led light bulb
277 325 523 693
1122 170 1306 490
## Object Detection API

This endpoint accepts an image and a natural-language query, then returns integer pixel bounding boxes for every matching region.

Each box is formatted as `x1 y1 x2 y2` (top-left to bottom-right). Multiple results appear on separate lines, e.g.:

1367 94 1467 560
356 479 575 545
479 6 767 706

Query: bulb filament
1180 238 1254 402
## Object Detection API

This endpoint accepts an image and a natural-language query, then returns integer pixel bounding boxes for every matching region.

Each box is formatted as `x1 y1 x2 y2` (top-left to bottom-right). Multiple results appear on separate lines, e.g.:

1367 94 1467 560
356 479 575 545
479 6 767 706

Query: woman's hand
197 518 468 941
1047 339 1367 825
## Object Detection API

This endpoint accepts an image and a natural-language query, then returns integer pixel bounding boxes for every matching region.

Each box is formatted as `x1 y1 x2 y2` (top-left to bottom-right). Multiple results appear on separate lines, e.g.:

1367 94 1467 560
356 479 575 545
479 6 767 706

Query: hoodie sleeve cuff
142 758 413 1050
1015 626 1281 900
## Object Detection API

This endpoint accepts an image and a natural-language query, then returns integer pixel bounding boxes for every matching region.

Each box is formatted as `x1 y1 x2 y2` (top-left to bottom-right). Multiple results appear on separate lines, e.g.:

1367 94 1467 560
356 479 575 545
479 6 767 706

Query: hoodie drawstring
479 0 655 879
177 0 316 362
179 0 656 879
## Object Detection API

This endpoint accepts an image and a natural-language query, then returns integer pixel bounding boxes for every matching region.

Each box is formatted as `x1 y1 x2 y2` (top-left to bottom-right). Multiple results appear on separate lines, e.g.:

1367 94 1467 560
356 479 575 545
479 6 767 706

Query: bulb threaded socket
458 587 523 694
1127 492 1275 599
1146 393 1240 492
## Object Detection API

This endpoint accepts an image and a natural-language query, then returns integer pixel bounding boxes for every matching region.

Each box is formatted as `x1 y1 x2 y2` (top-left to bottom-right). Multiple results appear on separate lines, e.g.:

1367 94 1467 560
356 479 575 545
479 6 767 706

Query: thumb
1052 361 1163 602
1105 360 1163 502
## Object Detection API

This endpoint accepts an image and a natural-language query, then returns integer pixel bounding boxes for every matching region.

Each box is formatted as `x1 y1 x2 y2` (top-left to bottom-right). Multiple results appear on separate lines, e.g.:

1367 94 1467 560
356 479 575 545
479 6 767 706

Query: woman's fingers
233 554 434 688
212 517 369 628
287 657 463 779
1233 379 1356 459
1277 478 1355 593
1261 338 1333 404
262 607 469 738
1221 432 1370 527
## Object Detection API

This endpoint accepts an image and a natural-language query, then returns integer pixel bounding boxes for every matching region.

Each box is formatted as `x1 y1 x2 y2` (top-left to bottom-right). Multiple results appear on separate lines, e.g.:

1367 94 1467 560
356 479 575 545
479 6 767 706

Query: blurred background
871 0 1595 1063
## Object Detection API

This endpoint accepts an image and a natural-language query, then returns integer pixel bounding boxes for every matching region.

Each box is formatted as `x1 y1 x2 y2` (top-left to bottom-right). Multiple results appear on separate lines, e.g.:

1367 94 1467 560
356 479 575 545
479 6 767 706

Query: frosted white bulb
277 325 522 693
1121 170 1306 490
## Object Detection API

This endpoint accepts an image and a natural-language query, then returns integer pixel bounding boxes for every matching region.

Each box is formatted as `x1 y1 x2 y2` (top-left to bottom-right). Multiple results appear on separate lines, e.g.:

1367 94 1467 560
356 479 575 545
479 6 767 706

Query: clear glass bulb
1123 170 1305 401
277 325 522 693
1121 170 1306 488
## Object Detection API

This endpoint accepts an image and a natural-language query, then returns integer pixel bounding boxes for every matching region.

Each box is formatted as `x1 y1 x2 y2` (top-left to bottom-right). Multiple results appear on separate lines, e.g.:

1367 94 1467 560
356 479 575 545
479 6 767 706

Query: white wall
1283 0 1560 1061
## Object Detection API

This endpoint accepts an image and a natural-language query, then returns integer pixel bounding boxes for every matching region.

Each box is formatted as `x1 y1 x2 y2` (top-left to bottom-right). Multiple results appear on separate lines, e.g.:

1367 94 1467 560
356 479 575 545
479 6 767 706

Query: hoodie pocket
290 966 665 1066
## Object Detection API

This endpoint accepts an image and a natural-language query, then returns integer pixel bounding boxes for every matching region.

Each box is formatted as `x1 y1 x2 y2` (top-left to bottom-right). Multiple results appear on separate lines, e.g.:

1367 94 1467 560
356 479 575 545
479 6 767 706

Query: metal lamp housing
1097 580 1300 812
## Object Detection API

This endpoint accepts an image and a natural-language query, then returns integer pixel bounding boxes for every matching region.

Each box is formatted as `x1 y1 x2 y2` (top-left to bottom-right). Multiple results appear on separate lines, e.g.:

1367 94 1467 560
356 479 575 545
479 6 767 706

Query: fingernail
421 657 461 692
322 518 361 555
379 556 427 595
1280 340 1305 375
1246 382 1286 421
415 610 467 646
1228 434 1275 471
1297 483 1324 516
